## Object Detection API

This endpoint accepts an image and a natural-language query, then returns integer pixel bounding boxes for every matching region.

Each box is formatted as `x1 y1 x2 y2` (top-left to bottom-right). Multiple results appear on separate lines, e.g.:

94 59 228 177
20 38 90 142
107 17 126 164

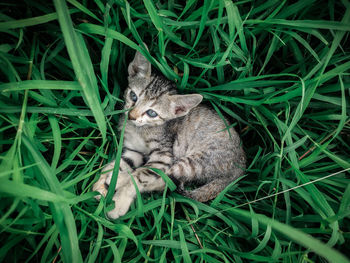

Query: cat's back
174 105 243 157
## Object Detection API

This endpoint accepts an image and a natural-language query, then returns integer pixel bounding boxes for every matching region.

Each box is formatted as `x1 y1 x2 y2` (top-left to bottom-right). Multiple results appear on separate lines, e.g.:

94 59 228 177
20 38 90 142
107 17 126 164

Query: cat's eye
146 109 158 118
129 91 137 102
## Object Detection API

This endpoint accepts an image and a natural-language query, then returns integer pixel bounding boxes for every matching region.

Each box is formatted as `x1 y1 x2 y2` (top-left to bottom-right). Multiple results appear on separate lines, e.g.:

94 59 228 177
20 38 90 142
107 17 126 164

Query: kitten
93 49 246 219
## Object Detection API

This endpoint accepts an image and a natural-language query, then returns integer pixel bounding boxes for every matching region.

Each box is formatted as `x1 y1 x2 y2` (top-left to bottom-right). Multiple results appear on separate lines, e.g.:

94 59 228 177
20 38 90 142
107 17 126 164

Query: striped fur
93 50 246 219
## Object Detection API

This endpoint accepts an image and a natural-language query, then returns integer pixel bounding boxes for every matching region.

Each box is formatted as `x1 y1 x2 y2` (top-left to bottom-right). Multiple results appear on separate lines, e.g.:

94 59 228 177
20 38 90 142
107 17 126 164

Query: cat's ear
128 49 151 79
169 94 203 117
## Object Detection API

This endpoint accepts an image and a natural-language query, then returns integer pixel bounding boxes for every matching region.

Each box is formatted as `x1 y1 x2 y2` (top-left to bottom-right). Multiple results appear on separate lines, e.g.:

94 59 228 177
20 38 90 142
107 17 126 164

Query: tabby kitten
93 49 246 219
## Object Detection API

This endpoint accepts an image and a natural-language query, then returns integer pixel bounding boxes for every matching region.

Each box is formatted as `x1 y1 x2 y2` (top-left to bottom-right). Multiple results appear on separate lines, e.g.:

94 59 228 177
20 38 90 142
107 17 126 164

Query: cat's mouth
130 119 162 128
131 120 144 127
128 119 147 127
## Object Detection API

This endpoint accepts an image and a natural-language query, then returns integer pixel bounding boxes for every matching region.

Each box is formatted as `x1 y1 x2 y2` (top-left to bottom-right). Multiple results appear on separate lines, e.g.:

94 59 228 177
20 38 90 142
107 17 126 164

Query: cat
93 48 246 219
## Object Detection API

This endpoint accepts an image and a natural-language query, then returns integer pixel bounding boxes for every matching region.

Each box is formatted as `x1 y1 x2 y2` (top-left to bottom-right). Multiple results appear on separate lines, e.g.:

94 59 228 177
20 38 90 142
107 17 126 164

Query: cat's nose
128 110 137 120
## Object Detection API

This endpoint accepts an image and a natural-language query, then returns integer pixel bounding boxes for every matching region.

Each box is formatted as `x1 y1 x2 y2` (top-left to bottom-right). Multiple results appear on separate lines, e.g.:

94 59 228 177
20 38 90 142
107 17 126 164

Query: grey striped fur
93 50 246 219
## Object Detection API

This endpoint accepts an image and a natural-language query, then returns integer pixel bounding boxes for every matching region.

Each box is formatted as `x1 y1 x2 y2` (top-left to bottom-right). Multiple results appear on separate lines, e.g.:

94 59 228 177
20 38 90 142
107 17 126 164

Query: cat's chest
123 122 149 153
123 122 169 153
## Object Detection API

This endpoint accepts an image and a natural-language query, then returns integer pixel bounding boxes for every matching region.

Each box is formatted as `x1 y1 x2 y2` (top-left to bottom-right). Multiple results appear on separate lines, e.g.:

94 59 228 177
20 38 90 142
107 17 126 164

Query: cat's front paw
107 191 135 219
168 172 184 192
93 161 116 200
107 203 130 219
92 176 108 200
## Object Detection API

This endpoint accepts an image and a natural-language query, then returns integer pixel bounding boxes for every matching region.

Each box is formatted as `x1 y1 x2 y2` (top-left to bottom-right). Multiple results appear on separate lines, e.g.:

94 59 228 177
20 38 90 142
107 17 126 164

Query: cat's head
124 49 203 127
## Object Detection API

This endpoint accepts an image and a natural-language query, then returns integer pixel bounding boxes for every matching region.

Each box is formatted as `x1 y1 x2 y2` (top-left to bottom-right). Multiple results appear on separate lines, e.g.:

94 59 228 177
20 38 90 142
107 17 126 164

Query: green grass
1 0 350 262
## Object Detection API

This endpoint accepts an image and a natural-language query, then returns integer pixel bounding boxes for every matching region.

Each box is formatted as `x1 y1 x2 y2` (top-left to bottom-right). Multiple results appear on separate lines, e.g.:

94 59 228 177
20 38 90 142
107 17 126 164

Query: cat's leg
93 147 145 200
181 178 232 202
107 181 135 219
168 153 206 189
93 160 133 200
92 161 117 200
107 167 166 219
107 148 173 219
168 152 245 202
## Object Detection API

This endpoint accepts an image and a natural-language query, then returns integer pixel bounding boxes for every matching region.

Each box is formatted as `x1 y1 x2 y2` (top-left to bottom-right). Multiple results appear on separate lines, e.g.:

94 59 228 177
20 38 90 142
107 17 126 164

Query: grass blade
53 0 107 144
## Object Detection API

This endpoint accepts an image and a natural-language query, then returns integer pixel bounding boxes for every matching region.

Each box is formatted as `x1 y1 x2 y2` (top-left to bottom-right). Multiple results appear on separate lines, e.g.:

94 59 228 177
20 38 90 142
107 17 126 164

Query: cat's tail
180 178 235 203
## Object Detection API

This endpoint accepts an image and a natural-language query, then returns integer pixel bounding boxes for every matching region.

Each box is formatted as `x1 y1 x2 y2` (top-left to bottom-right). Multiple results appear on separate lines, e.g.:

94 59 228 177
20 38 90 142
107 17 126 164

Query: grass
0 0 350 262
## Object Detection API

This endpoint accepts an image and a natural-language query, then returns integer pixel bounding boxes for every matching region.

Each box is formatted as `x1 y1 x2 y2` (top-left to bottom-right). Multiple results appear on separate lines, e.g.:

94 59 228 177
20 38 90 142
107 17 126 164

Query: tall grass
0 0 350 262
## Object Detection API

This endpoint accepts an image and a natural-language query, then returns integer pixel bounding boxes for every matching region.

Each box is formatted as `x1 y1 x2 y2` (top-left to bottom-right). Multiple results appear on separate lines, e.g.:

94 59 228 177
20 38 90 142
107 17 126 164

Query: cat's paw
107 205 129 219
168 172 185 192
107 194 134 219
92 161 116 200
92 176 108 200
